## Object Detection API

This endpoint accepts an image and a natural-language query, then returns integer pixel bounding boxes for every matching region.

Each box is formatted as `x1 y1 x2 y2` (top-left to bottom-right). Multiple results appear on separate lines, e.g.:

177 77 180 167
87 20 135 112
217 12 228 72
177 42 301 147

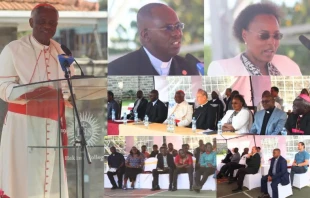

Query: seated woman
221 95 253 134
286 94 310 135
123 146 144 190
207 2 301 76
221 149 232 164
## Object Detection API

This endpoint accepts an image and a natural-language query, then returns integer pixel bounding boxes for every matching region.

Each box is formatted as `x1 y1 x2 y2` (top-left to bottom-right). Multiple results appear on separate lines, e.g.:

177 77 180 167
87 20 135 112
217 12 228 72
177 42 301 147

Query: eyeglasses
248 30 283 40
146 22 184 32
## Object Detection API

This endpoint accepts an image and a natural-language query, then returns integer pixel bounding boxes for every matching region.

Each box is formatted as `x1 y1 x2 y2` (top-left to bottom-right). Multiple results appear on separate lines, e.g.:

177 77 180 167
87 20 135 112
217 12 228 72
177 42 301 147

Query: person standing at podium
0 4 74 198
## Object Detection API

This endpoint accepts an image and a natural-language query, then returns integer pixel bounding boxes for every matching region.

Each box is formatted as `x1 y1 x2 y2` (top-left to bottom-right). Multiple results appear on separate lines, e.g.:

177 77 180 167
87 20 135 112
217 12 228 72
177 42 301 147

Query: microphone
299 35 310 51
58 54 74 72
61 44 87 77
185 53 204 75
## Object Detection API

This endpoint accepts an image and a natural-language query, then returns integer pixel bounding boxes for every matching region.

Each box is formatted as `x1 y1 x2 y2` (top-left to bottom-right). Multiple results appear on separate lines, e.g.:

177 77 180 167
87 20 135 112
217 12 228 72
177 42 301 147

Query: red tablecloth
107 120 134 135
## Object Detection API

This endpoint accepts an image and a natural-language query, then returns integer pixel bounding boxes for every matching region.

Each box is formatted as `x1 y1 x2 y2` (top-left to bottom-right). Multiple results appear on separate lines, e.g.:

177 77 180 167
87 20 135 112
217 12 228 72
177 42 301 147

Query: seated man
217 148 241 179
250 93 287 135
290 142 309 185
259 149 289 198
145 90 167 123
151 146 175 191
107 91 119 120
256 91 282 111
194 141 205 171
231 146 261 192
286 94 310 135
128 90 148 120
164 90 193 127
189 89 217 130
150 144 159 157
221 149 232 164
172 149 194 191
107 146 125 189
193 143 216 193
182 144 193 156
168 143 178 156
141 145 150 159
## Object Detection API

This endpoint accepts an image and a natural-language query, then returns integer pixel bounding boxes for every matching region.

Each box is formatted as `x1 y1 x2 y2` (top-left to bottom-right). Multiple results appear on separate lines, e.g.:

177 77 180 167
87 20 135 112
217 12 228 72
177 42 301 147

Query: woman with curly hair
123 146 144 190
208 2 301 76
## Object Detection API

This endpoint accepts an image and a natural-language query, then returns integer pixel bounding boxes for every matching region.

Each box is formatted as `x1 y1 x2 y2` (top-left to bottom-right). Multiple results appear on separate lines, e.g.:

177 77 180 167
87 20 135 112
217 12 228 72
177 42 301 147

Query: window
261 137 278 163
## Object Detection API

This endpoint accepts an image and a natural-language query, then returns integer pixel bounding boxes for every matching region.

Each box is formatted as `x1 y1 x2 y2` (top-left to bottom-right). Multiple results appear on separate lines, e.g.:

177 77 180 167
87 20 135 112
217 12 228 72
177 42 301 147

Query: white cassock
164 101 193 127
0 35 74 198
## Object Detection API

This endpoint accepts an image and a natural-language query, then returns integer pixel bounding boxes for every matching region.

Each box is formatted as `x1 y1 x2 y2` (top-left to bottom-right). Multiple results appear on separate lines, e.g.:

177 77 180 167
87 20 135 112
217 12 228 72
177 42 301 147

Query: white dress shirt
144 47 172 76
164 100 193 127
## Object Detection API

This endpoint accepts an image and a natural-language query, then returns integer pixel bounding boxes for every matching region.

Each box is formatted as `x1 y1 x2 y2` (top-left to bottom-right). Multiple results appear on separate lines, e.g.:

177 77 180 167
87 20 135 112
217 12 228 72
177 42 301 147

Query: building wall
0 27 17 137
107 76 154 99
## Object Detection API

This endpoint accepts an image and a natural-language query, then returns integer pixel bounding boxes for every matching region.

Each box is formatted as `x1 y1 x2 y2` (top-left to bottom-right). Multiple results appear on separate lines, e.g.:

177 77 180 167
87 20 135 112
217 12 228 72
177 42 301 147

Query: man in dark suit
231 146 261 192
223 88 232 113
259 149 289 198
107 91 119 120
151 146 176 191
194 141 205 170
108 3 199 76
128 90 148 120
189 89 217 130
145 90 167 123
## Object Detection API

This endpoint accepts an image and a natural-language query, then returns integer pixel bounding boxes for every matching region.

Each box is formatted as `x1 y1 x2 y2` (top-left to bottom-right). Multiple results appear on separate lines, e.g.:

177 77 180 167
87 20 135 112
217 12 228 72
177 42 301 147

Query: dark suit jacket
268 156 289 185
156 153 176 169
145 100 167 123
108 47 199 75
107 99 119 120
210 99 224 120
286 112 310 135
130 97 148 120
224 97 231 112
246 153 261 173
189 102 218 130
194 148 202 165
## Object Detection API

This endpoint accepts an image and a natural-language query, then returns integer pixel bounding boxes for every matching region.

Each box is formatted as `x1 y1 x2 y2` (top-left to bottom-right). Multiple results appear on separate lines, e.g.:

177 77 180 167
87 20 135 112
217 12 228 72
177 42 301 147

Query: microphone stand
63 60 91 198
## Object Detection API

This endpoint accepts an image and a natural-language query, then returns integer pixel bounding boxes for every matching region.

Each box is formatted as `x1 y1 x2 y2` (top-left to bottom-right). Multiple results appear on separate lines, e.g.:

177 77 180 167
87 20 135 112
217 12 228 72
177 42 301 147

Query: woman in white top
221 95 253 134
207 2 301 76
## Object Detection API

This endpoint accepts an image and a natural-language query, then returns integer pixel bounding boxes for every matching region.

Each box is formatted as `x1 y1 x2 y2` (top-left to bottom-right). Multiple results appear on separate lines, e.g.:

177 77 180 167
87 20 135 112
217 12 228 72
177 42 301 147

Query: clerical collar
265 106 275 114
200 101 208 107
143 47 172 75
30 35 50 51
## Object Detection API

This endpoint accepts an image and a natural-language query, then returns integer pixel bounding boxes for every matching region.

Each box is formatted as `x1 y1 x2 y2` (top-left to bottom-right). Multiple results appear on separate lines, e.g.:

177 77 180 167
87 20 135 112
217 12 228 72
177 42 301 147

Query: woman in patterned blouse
123 146 145 190
208 2 301 76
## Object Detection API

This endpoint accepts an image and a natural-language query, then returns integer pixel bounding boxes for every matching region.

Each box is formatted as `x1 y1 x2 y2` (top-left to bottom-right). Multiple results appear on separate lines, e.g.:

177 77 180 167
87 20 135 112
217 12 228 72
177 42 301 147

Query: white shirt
152 99 158 106
256 101 282 111
144 47 172 76
163 155 168 168
164 101 193 127
221 107 253 134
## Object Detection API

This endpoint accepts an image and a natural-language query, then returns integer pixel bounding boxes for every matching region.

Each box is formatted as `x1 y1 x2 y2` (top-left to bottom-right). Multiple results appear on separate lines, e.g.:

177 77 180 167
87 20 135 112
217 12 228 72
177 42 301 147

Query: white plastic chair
267 178 293 198
292 168 310 189
243 168 262 190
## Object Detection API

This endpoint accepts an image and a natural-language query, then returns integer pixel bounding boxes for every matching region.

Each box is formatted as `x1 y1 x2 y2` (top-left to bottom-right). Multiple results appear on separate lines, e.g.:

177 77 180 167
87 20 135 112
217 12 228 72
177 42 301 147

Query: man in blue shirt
107 146 125 189
193 142 216 193
290 142 309 185
259 149 289 198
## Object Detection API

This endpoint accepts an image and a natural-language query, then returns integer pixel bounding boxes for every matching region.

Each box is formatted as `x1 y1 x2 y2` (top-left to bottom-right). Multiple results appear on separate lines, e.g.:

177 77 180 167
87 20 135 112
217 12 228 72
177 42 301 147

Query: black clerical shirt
260 107 275 135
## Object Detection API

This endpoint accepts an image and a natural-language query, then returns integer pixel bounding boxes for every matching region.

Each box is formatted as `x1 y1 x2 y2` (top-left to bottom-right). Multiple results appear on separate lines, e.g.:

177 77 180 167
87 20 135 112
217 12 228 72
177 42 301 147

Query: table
118 123 205 136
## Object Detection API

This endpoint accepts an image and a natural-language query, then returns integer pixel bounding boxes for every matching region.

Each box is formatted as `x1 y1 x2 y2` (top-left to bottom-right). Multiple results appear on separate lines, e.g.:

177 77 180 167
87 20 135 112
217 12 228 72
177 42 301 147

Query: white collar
30 35 50 51
152 99 158 106
199 101 208 107
143 47 172 75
